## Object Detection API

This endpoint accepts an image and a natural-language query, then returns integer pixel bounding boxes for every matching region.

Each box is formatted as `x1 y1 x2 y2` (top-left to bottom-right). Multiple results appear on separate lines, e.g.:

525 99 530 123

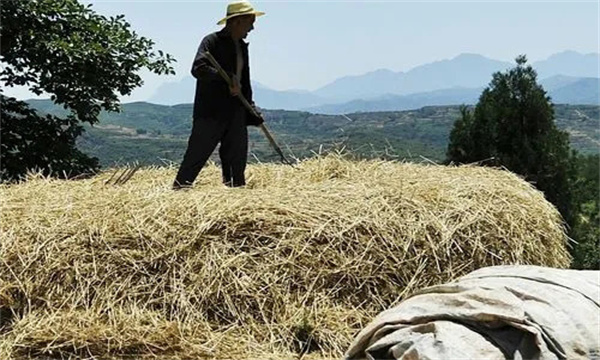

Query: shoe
223 180 245 188
172 183 192 190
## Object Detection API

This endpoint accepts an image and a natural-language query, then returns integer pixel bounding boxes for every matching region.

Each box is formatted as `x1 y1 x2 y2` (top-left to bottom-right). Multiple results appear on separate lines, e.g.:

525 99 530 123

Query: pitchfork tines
104 163 141 186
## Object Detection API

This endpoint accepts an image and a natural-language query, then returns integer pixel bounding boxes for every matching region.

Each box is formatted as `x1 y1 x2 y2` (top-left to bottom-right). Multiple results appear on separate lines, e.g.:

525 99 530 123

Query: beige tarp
345 265 599 360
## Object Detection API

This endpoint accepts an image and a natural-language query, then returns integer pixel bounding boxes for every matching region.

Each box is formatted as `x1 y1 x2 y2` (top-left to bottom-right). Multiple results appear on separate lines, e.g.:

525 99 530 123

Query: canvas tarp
345 265 599 360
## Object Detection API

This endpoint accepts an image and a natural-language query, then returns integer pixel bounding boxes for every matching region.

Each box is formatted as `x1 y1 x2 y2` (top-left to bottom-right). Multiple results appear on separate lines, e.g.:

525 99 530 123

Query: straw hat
217 1 265 25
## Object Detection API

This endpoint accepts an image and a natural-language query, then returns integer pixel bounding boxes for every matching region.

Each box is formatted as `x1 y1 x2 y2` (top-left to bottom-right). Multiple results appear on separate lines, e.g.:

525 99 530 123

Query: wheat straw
0 155 570 359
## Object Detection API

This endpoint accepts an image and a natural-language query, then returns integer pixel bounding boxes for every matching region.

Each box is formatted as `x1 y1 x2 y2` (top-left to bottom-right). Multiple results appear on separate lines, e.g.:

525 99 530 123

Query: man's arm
190 35 221 81
240 45 262 125
241 45 253 103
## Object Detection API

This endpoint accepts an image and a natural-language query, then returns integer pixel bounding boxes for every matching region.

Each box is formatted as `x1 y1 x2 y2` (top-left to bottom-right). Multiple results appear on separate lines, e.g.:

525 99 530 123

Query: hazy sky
5 0 599 102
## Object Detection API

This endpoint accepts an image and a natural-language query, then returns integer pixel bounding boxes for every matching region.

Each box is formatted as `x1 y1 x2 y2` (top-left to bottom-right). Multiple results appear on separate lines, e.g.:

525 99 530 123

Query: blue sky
6 0 599 102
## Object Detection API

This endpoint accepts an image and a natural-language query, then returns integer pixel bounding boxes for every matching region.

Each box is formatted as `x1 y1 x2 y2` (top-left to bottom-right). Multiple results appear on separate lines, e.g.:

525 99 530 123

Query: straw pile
0 155 570 359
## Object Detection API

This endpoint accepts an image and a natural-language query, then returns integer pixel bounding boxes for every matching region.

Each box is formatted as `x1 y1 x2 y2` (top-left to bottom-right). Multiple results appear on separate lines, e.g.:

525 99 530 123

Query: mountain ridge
305 77 600 114
148 50 599 111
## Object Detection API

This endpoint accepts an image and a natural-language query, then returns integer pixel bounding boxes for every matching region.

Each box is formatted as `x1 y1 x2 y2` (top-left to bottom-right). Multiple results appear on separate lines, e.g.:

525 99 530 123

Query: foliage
446 55 575 223
0 0 175 182
446 55 600 269
447 105 476 162
570 154 600 269
1 96 99 180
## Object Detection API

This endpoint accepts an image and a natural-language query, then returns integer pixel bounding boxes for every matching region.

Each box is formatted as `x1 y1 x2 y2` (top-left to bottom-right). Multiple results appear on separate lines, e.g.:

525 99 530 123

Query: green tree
570 154 600 269
1 0 175 182
447 55 575 224
447 105 476 163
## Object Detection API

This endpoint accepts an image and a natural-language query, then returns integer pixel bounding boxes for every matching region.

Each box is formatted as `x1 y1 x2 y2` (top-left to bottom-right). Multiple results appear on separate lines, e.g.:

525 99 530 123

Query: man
173 1 265 189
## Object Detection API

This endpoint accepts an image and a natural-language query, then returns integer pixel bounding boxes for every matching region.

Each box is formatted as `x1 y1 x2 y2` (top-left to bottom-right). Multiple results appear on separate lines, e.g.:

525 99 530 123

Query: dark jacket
191 28 262 126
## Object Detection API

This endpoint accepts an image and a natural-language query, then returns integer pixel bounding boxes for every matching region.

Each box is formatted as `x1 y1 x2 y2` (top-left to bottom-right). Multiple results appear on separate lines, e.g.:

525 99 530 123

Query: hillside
305 77 600 114
26 100 599 167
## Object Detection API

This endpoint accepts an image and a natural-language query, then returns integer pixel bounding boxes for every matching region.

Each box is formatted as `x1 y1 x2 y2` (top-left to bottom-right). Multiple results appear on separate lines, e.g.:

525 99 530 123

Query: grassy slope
26 100 600 167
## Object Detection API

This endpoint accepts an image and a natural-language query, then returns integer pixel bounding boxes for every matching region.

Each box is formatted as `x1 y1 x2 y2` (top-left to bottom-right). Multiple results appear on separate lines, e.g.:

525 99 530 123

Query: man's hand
247 102 264 126
229 74 241 96
251 103 262 118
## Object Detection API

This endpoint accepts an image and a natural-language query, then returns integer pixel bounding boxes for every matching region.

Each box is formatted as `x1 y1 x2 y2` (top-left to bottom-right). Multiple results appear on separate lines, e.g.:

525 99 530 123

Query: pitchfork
104 163 141 186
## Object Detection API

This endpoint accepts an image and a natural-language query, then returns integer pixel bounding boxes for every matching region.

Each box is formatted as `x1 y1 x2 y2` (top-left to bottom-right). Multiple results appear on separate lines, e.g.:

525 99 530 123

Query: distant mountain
311 68 402 102
305 87 484 114
549 77 600 105
539 75 585 91
306 77 599 114
147 50 599 110
148 76 274 105
148 76 195 105
149 76 327 109
313 54 511 102
532 51 600 79
251 87 327 110
25 98 71 116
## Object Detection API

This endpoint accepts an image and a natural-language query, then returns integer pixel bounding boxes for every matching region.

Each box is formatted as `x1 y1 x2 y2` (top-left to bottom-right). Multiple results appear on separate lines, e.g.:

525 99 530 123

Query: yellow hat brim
217 11 265 25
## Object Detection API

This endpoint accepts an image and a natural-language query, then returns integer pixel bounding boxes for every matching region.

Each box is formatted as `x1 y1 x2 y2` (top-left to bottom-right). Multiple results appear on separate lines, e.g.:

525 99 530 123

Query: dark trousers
174 108 248 187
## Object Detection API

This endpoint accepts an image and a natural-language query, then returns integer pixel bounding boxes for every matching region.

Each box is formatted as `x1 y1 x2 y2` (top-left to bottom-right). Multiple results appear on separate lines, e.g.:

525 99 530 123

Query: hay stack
0 155 570 359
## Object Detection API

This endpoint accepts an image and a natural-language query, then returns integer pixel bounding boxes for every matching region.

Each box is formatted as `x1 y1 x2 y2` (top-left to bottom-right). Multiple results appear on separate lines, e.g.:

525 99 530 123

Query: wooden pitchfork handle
203 51 293 166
